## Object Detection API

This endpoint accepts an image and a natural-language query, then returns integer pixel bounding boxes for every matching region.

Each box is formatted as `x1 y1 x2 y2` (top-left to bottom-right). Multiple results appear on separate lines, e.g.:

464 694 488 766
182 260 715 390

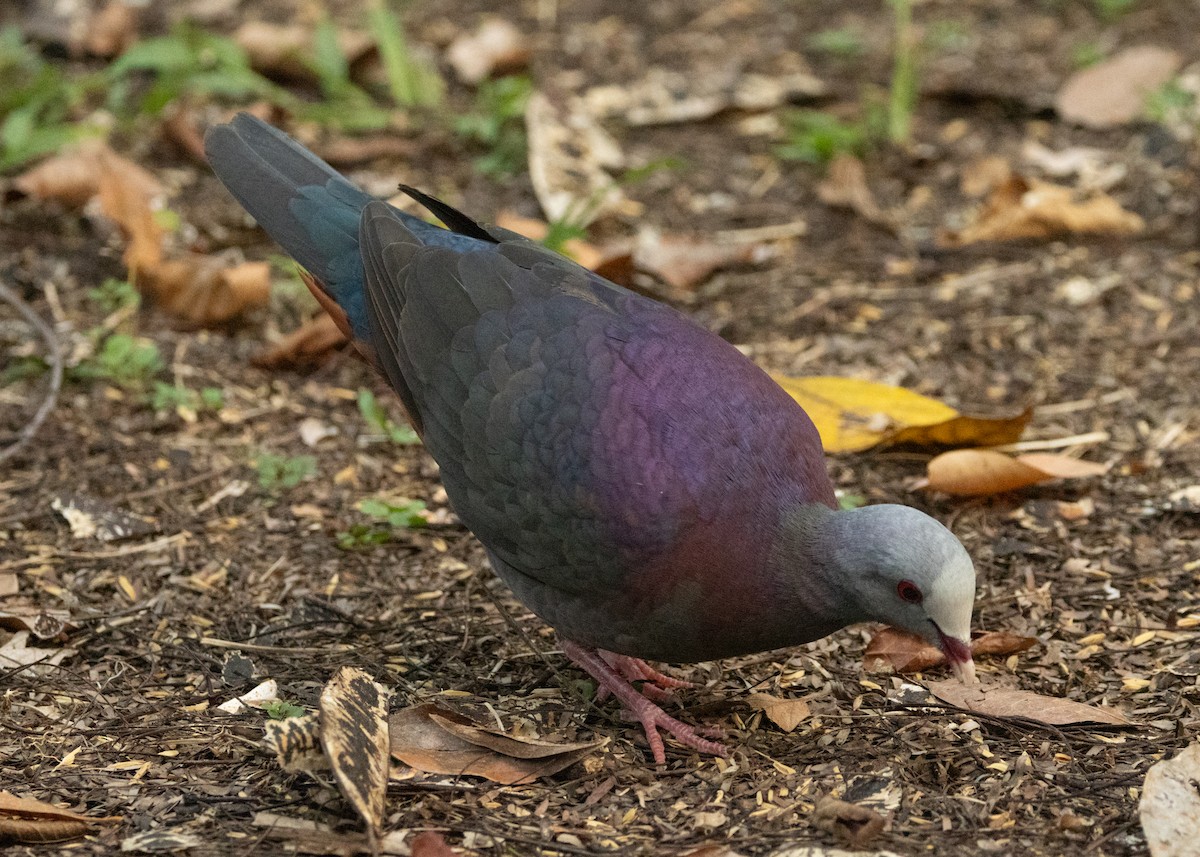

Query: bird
205 113 977 764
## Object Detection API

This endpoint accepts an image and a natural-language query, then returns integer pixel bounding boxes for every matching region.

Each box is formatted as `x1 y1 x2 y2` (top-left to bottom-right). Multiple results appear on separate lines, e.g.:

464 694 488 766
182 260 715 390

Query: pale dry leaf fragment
1140 742 1200 857
773 375 1029 454
85 1 139 59
922 449 1109 497
960 155 1012 197
0 790 121 844
940 174 1144 246
816 154 892 228
298 418 338 447
927 681 1133 726
1057 45 1181 128
234 21 373 81
812 796 886 849
634 229 771 292
319 667 390 836
0 631 72 673
681 845 749 857
217 679 279 714
389 702 600 784
0 603 75 640
120 828 203 852
263 712 330 773
50 494 157 542
746 692 811 733
0 574 17 597
525 90 624 225
770 848 903 857
446 18 530 84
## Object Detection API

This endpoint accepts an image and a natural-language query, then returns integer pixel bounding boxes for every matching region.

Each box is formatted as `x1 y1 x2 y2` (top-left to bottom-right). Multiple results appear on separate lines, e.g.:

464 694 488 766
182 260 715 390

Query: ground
2 1 1199 855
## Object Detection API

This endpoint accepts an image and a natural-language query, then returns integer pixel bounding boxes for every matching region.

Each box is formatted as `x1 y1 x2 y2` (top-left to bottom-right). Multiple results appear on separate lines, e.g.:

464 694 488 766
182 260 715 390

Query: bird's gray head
822 503 977 682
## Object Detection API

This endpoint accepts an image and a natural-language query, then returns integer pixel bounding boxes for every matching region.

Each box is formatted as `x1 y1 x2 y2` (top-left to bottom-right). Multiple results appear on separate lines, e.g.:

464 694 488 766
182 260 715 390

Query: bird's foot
561 639 728 764
595 651 693 703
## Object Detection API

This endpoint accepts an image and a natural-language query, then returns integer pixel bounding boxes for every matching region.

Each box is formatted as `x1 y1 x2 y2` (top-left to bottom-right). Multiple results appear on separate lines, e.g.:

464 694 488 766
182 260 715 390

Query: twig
0 280 63 466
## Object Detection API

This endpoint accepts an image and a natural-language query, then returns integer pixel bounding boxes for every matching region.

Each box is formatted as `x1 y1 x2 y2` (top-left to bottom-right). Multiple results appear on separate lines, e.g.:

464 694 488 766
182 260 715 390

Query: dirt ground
2 1 1199 855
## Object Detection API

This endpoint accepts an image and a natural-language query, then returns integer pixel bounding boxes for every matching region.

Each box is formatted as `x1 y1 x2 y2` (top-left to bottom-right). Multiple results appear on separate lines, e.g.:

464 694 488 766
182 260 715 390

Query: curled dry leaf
927 680 1133 727
864 627 1037 674
1056 45 1181 129
319 667 390 837
922 449 1109 497
234 21 374 81
1140 742 1200 857
13 141 163 210
583 66 825 126
772 375 1030 454
143 258 272 327
816 154 892 229
746 692 811 733
633 230 770 293
525 90 624 225
940 174 1144 246
389 702 601 785
0 631 72 673
812 796 886 849
0 790 121 844
0 604 76 640
446 17 530 85
253 314 348 369
493 211 614 272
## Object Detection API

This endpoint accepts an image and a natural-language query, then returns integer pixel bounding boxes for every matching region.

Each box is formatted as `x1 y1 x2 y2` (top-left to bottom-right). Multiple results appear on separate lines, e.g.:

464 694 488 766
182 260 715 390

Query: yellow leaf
772 375 1028 453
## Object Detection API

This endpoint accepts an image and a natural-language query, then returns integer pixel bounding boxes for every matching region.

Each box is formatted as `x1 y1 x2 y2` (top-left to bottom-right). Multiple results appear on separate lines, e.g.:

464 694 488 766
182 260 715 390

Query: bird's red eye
897 580 923 604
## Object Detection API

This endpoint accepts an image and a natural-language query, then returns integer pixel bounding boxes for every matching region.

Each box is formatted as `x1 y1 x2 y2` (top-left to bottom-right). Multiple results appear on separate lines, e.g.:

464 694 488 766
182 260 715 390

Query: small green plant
366 0 443 108
1071 41 1106 69
299 17 394 131
1093 0 1136 23
357 388 420 445
455 75 533 178
0 26 103 170
149 382 224 414
336 496 428 549
2 356 48 385
73 333 163 387
254 453 317 491
107 23 290 116
808 27 866 58
887 0 917 145
1145 79 1196 125
88 278 141 315
775 110 866 164
262 700 306 720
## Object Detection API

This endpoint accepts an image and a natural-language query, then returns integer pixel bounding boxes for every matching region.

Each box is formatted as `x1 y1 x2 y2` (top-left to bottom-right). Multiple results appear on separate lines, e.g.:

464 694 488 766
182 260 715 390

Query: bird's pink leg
561 639 728 764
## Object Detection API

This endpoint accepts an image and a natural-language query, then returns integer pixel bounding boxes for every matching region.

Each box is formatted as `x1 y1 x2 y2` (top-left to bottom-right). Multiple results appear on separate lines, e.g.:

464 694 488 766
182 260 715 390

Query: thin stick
0 280 63 466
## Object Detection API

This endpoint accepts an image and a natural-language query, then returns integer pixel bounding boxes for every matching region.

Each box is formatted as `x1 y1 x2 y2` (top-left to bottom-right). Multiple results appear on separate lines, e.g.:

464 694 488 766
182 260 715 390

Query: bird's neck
767 502 868 635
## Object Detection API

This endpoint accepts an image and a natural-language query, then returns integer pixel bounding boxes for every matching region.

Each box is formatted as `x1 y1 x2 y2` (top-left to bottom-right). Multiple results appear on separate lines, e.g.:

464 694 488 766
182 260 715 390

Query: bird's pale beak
936 629 977 684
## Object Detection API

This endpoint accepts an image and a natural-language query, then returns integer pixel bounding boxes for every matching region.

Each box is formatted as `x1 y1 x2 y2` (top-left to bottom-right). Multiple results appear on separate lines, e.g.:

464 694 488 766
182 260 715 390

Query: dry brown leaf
388 702 600 785
14 141 163 209
525 90 624 225
0 790 121 844
679 846 748 857
634 230 770 292
445 18 530 85
1057 45 1181 128
85 1 139 58
319 668 390 837
0 574 17 597
144 258 271 327
864 627 1037 674
234 21 374 81
960 155 1013 197
922 449 1109 496
940 174 1144 246
410 830 461 857
0 603 76 640
746 692 810 733
816 154 892 228
812 796 886 849
253 315 348 369
1140 742 1200 857
317 135 416 168
0 631 72 673
928 681 1133 726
